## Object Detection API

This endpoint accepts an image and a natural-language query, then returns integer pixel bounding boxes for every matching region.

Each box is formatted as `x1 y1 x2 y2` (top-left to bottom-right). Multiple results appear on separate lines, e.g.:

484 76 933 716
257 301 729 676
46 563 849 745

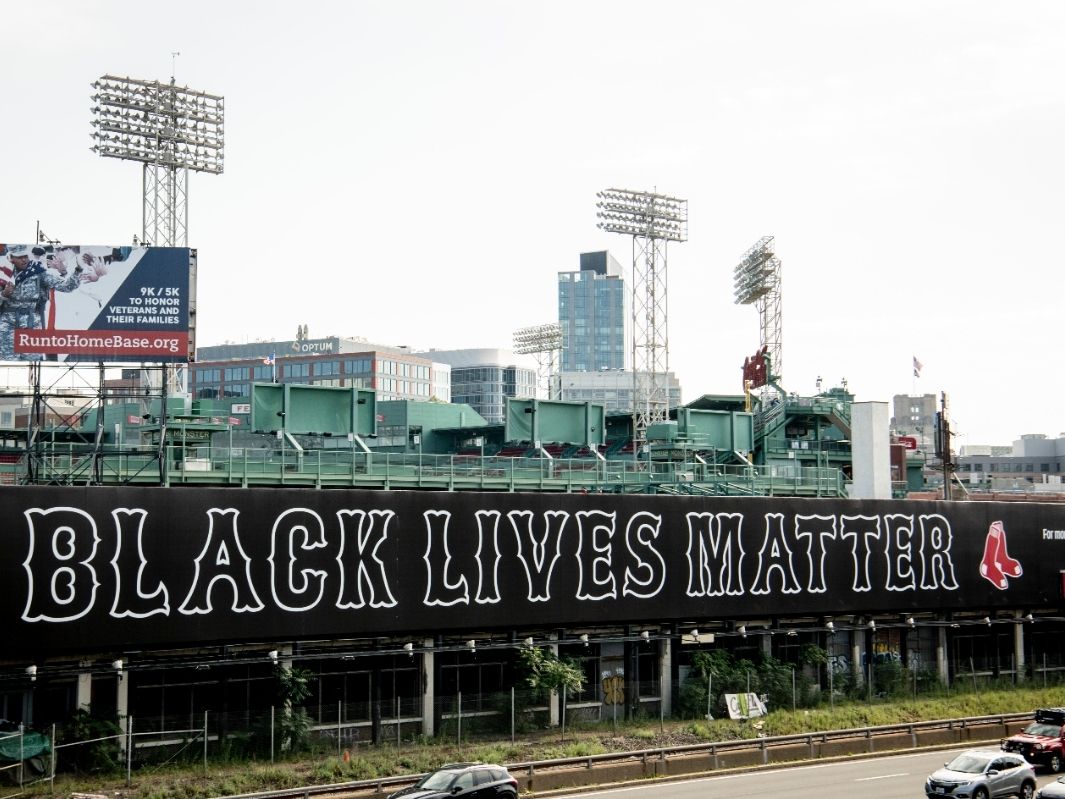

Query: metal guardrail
207 712 1029 799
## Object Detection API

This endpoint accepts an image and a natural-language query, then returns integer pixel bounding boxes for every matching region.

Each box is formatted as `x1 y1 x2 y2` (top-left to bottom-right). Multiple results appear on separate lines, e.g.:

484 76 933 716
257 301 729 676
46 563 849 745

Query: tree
275 666 313 752
517 645 585 698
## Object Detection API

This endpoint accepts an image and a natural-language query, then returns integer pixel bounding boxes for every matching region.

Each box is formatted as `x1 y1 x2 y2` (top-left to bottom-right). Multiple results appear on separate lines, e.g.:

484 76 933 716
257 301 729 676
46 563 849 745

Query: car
1037 776 1065 799
1002 708 1065 773
387 763 519 799
925 749 1036 799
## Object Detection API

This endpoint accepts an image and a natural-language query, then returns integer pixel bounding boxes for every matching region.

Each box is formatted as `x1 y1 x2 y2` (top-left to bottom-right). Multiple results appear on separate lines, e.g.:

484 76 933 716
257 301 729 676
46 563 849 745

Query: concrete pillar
658 638 672 717
421 638 435 737
548 634 560 727
116 669 129 757
850 401 891 499
279 644 293 671
936 625 949 686
851 634 864 686
1014 611 1026 682
760 632 772 657
76 666 92 712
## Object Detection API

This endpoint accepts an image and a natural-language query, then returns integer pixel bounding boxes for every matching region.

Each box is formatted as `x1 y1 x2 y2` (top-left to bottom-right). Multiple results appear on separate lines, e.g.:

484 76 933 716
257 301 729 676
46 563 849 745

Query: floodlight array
90 75 224 174
733 236 779 305
513 323 563 354
595 189 688 242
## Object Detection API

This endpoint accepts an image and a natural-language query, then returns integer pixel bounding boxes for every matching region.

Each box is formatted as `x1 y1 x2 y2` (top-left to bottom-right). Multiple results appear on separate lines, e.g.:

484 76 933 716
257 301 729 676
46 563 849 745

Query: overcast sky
3 1 1063 446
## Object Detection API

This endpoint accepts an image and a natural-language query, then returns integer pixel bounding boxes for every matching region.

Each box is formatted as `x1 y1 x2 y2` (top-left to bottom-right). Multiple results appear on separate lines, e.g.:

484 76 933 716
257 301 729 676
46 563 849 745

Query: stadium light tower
90 74 224 246
596 188 687 452
513 323 563 399
733 236 783 397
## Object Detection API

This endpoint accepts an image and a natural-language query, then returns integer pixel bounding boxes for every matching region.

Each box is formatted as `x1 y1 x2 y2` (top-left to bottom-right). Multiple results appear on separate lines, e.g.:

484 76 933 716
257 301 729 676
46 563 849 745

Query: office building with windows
558 251 629 373
422 348 536 424
958 433 1065 492
554 369 682 413
189 336 450 403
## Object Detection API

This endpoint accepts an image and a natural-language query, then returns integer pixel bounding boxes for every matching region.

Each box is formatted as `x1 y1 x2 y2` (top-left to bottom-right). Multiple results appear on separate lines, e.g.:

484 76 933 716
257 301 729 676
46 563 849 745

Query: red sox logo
979 520 1022 590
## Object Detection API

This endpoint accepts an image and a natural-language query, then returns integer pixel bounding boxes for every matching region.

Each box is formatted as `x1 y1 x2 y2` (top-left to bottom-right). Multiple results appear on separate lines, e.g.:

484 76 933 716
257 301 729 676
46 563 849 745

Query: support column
851 633 864 687
117 669 129 757
421 638 435 737
658 638 672 718
936 624 949 686
548 634 560 727
76 664 92 712
1014 611 1026 682
279 644 293 671
760 632 772 657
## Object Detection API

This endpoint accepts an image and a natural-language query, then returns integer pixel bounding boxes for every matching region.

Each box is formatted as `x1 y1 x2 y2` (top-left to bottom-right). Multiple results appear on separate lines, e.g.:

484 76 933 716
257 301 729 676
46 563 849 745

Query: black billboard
4 486 1064 656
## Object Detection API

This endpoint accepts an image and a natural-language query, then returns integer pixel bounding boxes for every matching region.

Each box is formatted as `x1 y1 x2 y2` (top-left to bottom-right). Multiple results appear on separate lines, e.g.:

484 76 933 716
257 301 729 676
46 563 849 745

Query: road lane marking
855 773 909 781
569 747 974 797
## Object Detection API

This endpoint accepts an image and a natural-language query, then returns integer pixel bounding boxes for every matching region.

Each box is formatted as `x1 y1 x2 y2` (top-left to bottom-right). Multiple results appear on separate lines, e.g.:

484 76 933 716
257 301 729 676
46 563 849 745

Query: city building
558 251 629 373
891 393 936 449
421 348 536 424
189 336 449 403
554 369 681 412
958 433 1065 492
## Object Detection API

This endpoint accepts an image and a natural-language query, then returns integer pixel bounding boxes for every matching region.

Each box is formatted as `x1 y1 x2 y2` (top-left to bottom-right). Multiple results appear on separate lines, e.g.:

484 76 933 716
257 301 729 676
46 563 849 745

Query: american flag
263 352 275 366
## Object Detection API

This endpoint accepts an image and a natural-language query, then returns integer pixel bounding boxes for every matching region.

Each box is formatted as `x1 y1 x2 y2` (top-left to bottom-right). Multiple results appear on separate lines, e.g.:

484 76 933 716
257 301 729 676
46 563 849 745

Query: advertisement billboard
0 243 194 363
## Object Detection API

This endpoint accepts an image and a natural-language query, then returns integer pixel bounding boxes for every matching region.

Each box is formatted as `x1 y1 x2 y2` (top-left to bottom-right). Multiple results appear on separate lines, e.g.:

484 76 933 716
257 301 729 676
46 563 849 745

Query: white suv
926 749 1037 799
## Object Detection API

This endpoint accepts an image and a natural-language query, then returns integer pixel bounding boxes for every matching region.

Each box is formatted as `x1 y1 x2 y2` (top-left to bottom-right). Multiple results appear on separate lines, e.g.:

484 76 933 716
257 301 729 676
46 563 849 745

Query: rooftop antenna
171 51 181 83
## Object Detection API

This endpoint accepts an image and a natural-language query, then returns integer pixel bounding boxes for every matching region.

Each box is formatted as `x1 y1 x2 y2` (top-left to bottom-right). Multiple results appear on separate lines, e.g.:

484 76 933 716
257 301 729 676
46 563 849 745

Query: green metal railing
0 444 847 496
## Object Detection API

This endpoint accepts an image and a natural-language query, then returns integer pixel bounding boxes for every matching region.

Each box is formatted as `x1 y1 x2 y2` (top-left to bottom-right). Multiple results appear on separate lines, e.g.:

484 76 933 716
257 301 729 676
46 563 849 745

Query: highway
562 747 1061 799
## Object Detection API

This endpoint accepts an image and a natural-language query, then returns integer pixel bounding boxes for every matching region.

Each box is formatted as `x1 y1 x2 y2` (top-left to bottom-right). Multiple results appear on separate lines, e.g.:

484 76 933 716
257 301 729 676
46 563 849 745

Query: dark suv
1002 708 1065 773
387 763 519 799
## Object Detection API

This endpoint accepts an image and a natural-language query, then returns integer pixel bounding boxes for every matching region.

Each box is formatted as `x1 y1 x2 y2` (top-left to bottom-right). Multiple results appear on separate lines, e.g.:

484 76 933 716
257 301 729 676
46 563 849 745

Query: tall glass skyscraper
557 251 629 372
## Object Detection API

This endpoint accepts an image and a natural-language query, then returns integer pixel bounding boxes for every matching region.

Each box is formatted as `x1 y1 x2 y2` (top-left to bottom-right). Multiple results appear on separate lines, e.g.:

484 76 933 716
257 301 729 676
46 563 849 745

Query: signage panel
0 244 194 362
3 487 1063 655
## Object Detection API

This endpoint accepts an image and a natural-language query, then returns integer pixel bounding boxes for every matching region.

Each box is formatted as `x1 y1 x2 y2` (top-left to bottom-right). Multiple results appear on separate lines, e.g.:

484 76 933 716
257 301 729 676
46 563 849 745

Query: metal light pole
596 189 687 452
90 72 223 408
733 237 783 400
90 73 224 246
513 323 563 400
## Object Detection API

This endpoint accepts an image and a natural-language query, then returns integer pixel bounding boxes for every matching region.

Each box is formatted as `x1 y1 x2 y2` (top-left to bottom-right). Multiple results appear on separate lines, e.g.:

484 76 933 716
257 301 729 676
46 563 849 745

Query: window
454 774 475 791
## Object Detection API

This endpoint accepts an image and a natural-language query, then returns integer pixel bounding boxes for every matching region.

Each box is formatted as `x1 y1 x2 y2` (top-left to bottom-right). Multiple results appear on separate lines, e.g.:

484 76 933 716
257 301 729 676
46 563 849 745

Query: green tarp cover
0 731 50 761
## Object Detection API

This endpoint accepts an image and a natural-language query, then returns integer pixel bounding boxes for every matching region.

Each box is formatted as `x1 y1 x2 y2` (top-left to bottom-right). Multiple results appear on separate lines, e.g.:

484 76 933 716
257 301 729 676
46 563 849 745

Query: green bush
57 709 123 775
